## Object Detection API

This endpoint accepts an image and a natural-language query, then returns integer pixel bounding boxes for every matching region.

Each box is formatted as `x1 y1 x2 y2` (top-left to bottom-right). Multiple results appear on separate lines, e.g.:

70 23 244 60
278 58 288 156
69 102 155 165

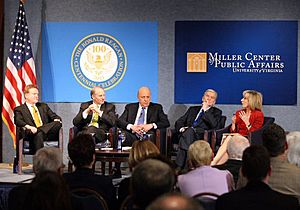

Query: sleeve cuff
127 124 133 130
152 123 157 129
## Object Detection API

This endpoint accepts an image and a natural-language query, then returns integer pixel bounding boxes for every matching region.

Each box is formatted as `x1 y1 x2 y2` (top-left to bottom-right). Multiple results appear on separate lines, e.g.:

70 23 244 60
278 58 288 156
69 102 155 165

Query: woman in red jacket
211 90 264 165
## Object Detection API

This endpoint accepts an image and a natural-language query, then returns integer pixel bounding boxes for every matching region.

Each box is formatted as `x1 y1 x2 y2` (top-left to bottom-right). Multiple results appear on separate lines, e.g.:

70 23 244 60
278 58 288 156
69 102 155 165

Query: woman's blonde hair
188 140 213 168
128 140 160 168
243 90 263 110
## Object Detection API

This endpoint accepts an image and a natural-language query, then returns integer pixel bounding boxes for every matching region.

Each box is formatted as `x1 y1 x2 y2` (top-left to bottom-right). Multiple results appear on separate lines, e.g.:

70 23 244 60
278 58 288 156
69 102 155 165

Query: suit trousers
27 121 62 153
78 126 106 144
175 127 204 168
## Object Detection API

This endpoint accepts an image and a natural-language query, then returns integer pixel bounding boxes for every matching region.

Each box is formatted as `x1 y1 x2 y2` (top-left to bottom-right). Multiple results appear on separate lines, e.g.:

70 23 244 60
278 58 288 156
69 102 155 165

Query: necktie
32 105 42 127
91 112 99 127
193 109 204 127
137 108 145 125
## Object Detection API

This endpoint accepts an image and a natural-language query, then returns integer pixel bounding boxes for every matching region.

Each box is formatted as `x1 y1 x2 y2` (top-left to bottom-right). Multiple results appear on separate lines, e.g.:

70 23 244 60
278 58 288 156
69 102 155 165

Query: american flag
2 1 36 147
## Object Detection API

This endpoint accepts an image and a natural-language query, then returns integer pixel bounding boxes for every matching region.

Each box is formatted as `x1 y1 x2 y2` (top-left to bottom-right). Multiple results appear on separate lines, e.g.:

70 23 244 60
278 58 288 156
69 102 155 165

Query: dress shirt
82 103 103 128
25 102 43 126
179 106 211 132
126 104 157 130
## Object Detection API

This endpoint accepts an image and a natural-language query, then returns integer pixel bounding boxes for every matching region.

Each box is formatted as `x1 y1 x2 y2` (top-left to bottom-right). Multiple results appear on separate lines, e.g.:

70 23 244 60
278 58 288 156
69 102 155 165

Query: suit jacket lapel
132 103 139 123
192 106 202 122
146 103 153 123
36 103 45 123
23 104 35 124
100 102 105 112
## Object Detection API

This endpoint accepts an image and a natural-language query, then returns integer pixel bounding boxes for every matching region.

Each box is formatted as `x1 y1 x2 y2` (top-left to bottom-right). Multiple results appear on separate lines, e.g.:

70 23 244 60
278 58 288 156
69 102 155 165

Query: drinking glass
103 132 111 148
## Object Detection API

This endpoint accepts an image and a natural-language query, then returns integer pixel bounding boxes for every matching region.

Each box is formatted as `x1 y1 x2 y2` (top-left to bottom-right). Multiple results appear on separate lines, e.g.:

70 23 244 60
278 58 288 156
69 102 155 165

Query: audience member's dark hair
145 153 176 170
68 134 95 168
131 159 175 209
262 123 286 157
146 192 203 210
241 145 270 181
24 171 72 210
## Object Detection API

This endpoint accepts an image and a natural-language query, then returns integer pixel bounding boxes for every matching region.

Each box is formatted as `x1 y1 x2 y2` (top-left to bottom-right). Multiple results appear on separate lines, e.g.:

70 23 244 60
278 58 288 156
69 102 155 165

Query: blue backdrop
175 21 298 105
42 22 158 102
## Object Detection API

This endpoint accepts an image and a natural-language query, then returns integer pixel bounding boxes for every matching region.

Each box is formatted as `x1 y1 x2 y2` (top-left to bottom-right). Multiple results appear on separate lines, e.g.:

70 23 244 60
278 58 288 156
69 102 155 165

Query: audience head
131 159 176 209
128 140 160 168
188 140 213 168
24 84 39 104
90 86 105 105
241 90 263 110
24 170 72 210
286 131 300 167
262 123 287 157
202 89 217 106
68 134 95 169
241 145 270 182
146 192 203 210
227 135 250 160
137 86 151 108
33 147 63 174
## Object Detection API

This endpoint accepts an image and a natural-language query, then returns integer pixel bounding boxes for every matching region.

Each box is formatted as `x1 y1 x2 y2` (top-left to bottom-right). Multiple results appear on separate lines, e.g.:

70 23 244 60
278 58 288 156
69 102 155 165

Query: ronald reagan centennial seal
71 33 127 90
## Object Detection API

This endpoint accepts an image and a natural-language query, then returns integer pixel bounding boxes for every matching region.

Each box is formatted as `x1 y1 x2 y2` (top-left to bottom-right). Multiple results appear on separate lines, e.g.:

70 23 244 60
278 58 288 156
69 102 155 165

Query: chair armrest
214 125 231 148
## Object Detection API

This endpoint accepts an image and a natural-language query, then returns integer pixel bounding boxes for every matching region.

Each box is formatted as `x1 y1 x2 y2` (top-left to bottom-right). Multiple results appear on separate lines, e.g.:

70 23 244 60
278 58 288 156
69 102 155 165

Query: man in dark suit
216 145 299 210
73 86 116 143
14 84 62 153
118 86 170 145
63 134 116 210
175 89 222 169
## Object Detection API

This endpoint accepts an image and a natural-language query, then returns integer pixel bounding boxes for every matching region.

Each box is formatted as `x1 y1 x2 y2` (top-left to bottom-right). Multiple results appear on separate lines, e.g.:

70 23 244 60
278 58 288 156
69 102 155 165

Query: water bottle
13 156 18 174
117 130 123 150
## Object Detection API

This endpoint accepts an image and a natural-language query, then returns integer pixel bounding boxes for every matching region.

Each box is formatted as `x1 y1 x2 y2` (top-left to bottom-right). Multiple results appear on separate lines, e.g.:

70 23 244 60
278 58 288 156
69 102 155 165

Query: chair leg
108 162 112 174
18 139 23 175
101 162 106 175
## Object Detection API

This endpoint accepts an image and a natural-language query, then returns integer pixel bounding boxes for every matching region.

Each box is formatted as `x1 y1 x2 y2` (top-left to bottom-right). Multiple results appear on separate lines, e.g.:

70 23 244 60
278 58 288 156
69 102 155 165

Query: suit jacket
63 168 116 210
268 157 300 203
216 181 299 210
175 106 222 132
14 102 61 133
231 109 264 136
118 102 170 130
73 101 116 132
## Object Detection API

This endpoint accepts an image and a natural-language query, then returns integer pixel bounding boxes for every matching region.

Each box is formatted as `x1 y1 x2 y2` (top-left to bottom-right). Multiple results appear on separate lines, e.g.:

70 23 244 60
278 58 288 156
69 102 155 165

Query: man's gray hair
33 147 63 174
227 135 250 160
287 131 300 167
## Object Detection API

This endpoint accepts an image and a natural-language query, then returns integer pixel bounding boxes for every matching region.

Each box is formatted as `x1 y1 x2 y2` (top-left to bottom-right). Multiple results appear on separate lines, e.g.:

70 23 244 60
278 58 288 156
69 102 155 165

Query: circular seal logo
71 33 127 90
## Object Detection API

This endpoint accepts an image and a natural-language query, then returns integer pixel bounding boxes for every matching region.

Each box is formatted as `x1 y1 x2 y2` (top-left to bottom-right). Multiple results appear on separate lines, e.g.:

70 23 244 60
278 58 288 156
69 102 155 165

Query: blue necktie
193 109 204 127
137 108 145 125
